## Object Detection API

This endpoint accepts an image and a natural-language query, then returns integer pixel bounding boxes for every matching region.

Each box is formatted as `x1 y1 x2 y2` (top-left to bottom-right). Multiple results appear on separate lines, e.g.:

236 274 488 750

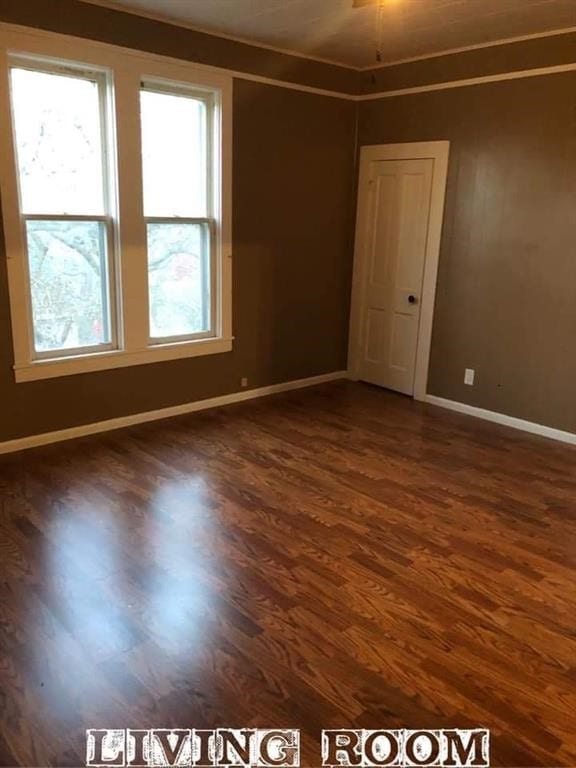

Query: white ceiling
80 0 576 69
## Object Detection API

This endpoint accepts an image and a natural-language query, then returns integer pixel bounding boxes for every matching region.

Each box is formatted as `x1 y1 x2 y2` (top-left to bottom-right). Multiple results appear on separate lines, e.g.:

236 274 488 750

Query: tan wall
0 37 357 440
359 74 576 432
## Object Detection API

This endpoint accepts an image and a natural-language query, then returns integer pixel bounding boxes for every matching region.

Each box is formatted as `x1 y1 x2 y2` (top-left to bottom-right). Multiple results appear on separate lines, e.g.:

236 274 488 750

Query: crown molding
3 18 576 103
75 2 576 75
358 24 576 72
0 21 355 100
76 0 355 72
357 61 576 101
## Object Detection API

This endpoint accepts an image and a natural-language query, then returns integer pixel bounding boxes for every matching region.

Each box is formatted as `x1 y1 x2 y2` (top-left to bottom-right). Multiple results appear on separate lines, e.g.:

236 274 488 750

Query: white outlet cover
464 369 475 386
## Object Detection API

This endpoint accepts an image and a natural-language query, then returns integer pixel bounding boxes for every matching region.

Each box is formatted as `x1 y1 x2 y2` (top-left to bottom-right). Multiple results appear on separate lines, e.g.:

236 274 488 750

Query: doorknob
408 295 418 304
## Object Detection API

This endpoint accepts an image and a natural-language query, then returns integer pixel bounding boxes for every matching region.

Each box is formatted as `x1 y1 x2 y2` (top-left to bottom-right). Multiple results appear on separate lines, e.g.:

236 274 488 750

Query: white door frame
348 141 450 402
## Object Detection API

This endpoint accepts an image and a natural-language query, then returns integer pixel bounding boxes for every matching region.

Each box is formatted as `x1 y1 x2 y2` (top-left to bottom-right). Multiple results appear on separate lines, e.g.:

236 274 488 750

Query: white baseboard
0 371 347 456
425 394 576 446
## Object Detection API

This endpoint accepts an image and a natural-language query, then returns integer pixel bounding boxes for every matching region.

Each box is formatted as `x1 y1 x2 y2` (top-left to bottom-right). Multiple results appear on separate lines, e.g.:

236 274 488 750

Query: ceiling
79 0 576 69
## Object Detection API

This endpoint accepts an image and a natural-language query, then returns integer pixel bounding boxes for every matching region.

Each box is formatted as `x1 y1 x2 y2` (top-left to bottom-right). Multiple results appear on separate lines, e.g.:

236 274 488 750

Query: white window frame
0 24 233 383
141 79 217 346
10 57 119 361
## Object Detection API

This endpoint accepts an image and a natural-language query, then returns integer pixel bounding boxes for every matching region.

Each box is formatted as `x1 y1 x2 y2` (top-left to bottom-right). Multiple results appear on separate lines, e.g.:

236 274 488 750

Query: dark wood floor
0 381 575 767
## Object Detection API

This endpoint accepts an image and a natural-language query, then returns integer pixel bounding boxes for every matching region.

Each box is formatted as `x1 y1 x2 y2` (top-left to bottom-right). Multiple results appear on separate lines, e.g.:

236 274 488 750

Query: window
11 65 115 357
0 29 232 382
140 85 214 342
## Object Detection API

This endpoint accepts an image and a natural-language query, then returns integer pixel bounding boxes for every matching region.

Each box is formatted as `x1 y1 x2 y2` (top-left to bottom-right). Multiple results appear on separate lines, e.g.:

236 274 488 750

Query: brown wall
0 69 357 441
0 0 357 94
3 0 575 97
360 31 576 94
359 74 576 432
4 0 576 440
0 1 362 443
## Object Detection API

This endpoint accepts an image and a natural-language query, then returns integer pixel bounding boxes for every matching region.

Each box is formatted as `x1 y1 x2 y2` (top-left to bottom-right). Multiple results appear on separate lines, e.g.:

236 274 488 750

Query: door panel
365 308 387 364
389 312 414 372
357 157 434 395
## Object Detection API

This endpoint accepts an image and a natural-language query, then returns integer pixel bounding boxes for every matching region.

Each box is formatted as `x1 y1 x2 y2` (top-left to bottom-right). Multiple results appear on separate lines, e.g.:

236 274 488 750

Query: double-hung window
0 28 232 382
10 63 117 358
141 83 215 342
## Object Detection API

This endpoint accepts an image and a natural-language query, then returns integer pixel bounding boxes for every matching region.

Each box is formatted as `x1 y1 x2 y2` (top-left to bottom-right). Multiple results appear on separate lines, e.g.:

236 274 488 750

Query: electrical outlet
464 368 475 386
241 377 248 388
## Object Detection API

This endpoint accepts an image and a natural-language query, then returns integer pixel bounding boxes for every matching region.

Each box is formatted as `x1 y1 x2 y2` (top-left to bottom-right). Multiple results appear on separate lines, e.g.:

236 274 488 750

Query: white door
353 157 434 396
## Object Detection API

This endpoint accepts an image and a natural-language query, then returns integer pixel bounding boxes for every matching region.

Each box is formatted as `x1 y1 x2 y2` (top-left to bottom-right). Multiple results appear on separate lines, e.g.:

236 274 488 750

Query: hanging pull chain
376 1 385 63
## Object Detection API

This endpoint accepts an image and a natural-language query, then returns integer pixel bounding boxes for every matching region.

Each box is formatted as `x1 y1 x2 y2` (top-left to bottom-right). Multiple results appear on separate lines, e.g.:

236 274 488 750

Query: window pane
141 89 208 217
147 223 211 339
25 220 111 353
11 68 106 215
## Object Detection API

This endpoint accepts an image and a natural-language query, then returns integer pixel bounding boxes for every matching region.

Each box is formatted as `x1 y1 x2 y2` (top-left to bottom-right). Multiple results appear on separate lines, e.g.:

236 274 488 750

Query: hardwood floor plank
0 382 575 766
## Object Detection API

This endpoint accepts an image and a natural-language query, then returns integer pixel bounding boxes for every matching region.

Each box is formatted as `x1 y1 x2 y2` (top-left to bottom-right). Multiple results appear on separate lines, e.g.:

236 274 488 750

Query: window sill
14 337 233 383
